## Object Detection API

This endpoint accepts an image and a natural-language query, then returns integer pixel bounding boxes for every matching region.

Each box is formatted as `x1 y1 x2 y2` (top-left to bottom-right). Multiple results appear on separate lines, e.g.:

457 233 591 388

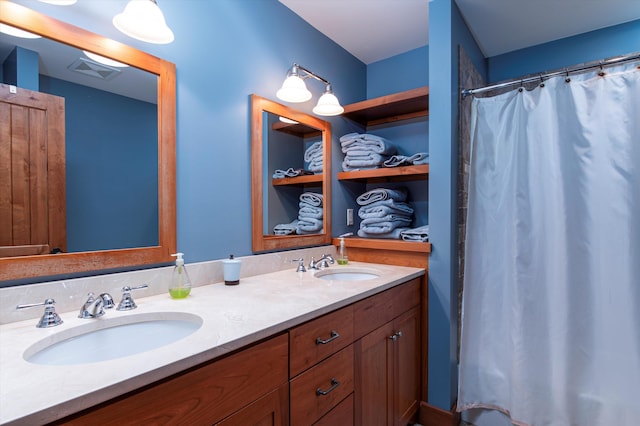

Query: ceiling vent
67 58 121 81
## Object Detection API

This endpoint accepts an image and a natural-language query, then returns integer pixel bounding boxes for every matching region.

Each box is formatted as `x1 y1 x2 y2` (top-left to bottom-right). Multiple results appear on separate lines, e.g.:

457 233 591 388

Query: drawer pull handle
316 330 340 345
316 378 340 396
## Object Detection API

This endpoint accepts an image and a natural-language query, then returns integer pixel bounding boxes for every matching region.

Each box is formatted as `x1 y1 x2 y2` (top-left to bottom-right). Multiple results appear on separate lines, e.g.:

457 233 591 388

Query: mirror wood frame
250 94 331 252
0 1 176 281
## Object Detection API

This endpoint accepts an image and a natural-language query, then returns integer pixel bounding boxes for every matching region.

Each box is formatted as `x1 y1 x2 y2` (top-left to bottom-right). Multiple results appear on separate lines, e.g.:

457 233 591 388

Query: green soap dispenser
337 233 353 265
169 253 192 299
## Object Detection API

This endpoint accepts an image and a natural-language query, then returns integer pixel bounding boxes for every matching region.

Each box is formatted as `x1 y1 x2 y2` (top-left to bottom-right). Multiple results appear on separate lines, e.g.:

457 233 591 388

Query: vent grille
68 58 121 81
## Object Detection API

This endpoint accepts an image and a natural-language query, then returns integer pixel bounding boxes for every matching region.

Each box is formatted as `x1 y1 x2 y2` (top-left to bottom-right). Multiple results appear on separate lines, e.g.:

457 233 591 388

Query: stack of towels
356 188 413 239
340 133 397 171
273 192 323 235
305 141 323 173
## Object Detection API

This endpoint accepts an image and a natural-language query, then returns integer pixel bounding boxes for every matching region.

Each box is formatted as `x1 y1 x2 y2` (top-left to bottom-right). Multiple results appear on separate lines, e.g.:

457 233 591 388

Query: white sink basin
24 312 202 366
315 267 380 281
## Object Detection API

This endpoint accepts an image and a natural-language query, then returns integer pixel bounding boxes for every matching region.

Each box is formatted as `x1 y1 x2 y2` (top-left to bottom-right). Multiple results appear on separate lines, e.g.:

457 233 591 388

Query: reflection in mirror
251 95 331 252
0 2 176 281
0 33 159 253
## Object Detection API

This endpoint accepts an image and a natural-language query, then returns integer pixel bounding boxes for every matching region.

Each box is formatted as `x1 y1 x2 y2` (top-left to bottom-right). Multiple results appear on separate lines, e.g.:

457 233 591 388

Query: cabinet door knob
389 331 403 341
316 330 340 345
316 378 340 396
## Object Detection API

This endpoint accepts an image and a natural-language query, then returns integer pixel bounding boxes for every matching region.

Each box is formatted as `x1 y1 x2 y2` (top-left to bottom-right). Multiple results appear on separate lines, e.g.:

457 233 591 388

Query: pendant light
276 63 344 116
113 0 174 44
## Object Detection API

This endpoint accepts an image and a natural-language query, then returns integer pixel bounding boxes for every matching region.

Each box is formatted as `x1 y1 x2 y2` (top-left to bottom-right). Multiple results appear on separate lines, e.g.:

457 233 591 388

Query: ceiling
278 0 640 63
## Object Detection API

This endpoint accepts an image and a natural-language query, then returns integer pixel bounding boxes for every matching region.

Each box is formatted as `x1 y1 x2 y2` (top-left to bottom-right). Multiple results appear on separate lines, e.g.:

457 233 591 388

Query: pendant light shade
312 85 344 116
276 63 343 116
276 67 312 103
113 0 174 44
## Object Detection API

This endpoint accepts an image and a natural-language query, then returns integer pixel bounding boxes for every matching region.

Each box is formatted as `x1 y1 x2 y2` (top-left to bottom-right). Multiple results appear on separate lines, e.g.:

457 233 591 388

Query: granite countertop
0 261 424 425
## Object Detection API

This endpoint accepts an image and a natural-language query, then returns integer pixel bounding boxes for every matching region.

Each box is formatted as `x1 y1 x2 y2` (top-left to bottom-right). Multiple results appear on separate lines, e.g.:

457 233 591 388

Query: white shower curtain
458 62 640 426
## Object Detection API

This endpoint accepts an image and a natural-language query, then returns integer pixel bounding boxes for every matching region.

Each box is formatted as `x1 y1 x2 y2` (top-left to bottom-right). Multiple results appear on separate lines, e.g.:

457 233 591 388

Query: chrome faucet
310 254 335 270
78 292 114 319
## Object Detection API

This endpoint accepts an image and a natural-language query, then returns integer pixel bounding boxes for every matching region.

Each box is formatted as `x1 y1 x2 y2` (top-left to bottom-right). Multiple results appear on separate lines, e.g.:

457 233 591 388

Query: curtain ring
518 80 524 92
598 62 606 77
564 68 571 83
539 75 545 88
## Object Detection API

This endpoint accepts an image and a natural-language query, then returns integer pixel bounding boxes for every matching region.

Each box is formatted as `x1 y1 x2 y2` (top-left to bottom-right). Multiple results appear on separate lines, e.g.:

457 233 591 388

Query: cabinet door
393 307 420 426
354 321 394 426
216 384 289 426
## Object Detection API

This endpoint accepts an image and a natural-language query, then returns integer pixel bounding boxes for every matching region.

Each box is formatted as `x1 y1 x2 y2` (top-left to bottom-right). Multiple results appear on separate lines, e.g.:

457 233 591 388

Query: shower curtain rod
461 52 640 97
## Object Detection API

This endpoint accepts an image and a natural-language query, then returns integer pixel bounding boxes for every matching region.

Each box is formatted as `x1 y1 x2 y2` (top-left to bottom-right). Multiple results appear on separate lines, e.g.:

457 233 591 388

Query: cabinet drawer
290 345 354 425
353 278 420 339
290 305 354 377
314 393 354 426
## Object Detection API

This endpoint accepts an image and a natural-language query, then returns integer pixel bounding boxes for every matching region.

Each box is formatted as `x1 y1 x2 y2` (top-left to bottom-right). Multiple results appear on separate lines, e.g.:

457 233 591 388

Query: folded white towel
299 192 323 207
296 217 323 234
400 225 430 242
304 141 323 162
340 133 397 156
357 227 409 239
298 203 323 219
273 219 299 235
358 200 414 218
356 188 408 205
383 152 430 167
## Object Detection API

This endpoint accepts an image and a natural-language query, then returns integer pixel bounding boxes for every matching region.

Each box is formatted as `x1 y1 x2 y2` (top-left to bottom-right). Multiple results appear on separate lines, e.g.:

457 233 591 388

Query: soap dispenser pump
337 233 353 265
169 253 192 299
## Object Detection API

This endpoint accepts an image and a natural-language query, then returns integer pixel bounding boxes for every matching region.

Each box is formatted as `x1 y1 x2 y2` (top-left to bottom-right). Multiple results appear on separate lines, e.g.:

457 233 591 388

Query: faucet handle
117 284 149 311
16 298 63 328
292 258 306 273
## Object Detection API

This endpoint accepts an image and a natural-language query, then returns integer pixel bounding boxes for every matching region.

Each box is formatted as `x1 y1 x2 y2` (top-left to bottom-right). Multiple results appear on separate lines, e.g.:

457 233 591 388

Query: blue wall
488 19 640 83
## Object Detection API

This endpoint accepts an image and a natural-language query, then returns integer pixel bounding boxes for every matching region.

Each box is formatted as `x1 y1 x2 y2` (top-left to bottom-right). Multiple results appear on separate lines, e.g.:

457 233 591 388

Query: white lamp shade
312 92 344 116
113 0 174 44
0 24 41 39
276 75 312 103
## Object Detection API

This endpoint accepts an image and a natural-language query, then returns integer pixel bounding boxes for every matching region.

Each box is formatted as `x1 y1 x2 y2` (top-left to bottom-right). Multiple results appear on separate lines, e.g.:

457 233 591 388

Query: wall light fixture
276 63 344 116
113 0 174 44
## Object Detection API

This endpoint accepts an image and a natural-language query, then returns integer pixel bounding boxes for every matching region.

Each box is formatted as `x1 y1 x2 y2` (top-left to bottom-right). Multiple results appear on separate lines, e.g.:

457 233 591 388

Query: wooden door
0 83 66 257
393 307 420 426
355 321 394 426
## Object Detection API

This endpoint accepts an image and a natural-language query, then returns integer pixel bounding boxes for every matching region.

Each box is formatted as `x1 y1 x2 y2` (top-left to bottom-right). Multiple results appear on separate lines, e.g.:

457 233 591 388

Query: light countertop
0 261 424 425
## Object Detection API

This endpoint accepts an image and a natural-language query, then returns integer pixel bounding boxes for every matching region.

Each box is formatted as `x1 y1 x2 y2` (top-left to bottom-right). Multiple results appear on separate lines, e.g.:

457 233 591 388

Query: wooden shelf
272 121 321 138
342 87 429 127
332 237 431 253
337 164 429 183
272 174 323 186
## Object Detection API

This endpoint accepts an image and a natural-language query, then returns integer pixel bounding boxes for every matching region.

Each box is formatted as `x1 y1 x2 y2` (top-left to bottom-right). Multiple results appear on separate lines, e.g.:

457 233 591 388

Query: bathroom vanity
0 262 424 425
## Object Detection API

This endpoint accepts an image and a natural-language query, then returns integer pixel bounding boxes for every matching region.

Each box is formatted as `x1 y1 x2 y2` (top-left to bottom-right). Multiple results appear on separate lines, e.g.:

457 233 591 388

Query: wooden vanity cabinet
50 279 420 426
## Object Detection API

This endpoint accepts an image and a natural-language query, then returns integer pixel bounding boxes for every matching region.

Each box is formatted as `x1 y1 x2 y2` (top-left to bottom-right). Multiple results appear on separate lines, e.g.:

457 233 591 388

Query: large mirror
251 94 331 252
0 2 176 281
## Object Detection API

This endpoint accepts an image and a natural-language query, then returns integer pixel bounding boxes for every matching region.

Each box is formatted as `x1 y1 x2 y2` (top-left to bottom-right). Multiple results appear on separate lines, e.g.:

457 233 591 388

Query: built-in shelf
332 237 431 253
272 174 323 186
342 86 429 127
337 164 429 183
